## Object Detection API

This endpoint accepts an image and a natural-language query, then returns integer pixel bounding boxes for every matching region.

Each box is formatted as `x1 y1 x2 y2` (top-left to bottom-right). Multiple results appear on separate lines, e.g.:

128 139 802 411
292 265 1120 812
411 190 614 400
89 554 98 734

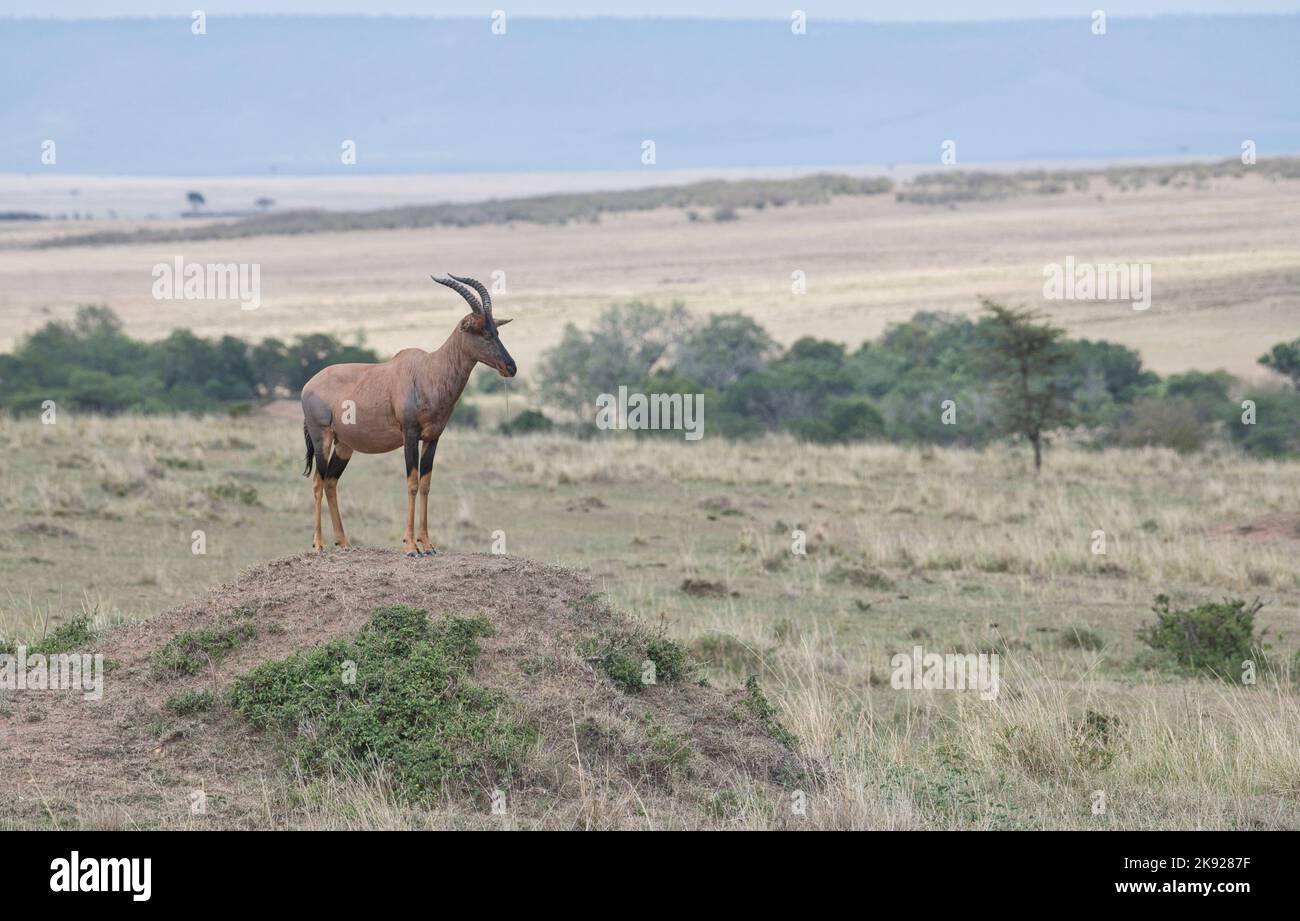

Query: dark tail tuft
302 422 314 477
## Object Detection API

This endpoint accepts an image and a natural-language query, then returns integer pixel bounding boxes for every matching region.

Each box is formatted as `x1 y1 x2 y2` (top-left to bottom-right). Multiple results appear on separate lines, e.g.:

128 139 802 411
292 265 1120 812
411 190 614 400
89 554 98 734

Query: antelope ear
494 317 513 326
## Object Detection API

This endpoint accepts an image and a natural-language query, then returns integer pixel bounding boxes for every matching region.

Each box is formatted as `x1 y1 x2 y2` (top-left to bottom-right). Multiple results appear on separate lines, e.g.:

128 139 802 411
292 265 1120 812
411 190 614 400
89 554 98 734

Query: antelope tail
302 422 314 477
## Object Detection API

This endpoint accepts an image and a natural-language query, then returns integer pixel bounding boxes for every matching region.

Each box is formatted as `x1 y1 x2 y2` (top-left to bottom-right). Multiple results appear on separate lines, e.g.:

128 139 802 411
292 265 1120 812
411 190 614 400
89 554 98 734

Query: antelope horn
448 274 493 317
431 274 483 315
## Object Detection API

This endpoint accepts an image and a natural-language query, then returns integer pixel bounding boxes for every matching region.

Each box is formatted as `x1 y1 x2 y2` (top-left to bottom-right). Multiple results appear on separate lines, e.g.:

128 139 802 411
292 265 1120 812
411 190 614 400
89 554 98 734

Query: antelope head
432 273 517 378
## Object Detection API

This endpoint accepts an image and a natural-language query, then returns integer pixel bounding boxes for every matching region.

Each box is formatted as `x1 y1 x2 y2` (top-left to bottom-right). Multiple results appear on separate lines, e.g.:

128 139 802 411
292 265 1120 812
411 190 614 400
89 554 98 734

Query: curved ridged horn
431 274 483 315
448 274 493 316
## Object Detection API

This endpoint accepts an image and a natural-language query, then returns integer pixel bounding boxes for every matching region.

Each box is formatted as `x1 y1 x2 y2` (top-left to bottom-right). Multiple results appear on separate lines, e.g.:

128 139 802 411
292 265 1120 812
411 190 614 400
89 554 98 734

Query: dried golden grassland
3 171 1299 383
1 413 1297 828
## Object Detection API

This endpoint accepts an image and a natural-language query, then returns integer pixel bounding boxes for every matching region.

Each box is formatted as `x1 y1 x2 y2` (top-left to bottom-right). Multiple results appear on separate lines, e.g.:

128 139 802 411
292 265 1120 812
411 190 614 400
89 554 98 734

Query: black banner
8 831 1276 906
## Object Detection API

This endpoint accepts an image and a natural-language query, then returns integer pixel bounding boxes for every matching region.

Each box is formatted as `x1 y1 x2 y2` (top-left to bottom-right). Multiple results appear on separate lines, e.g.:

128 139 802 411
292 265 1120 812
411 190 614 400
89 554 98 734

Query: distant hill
1 14 1298 175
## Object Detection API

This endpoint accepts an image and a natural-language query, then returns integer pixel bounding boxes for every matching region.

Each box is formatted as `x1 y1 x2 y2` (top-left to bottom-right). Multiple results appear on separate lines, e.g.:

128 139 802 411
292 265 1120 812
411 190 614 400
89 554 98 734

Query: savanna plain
1 163 1298 829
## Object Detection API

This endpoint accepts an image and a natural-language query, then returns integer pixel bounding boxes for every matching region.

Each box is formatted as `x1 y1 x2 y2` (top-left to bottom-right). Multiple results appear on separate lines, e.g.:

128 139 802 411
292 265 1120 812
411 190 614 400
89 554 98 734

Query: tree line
3 303 1297 469
533 300 1300 467
0 306 378 414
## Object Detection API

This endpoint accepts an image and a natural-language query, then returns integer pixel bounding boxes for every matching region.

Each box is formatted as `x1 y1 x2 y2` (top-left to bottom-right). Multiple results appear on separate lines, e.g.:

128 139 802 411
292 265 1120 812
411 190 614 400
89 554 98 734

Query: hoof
406 550 420 558
422 548 439 557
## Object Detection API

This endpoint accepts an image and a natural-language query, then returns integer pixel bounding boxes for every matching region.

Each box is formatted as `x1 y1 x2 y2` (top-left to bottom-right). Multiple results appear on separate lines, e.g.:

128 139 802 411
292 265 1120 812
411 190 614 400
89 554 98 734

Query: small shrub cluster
227 605 532 799
741 676 798 750
164 688 215 716
497 409 554 436
151 613 256 677
1 614 99 657
596 635 691 692
1060 625 1105 652
1137 594 1267 682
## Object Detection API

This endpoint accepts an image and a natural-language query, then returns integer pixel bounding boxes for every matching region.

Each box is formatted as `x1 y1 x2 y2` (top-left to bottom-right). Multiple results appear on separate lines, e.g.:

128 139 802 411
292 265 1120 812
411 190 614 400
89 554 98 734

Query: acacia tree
1259 338 1300 388
537 301 694 419
975 298 1075 474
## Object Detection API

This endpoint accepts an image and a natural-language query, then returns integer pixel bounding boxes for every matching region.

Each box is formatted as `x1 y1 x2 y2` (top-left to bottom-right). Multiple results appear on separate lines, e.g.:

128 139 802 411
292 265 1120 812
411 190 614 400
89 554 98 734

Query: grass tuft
164 688 215 716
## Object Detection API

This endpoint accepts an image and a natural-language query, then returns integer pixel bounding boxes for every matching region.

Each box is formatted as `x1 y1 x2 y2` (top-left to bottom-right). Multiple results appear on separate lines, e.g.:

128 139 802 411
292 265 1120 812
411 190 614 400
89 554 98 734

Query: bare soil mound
0 550 803 829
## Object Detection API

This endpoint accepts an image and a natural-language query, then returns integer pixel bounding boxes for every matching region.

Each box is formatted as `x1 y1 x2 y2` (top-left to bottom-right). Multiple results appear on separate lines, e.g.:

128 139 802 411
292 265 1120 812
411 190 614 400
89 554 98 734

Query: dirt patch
1210 512 1300 542
680 578 736 598
0 550 802 829
698 496 743 518
12 522 78 540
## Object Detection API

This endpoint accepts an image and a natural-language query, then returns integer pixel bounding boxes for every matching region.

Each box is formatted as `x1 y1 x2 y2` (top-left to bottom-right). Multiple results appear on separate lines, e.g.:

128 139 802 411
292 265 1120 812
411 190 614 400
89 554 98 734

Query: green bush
600 650 646 692
1060 625 1105 651
152 617 255 677
1138 594 1266 681
1225 389 1300 458
228 606 531 799
1163 370 1236 416
451 400 480 429
164 688 215 715
1108 397 1210 453
645 637 688 684
596 636 689 691
497 409 554 436
741 676 798 750
28 614 98 655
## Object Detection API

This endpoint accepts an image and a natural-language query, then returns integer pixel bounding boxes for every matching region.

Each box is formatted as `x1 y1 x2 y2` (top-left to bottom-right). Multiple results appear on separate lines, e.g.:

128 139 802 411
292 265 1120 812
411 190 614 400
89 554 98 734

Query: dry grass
1 412 1297 828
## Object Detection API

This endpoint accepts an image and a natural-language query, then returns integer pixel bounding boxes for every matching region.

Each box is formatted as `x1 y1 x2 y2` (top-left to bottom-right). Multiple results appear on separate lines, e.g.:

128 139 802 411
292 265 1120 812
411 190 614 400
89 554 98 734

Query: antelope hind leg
323 442 352 548
312 471 325 551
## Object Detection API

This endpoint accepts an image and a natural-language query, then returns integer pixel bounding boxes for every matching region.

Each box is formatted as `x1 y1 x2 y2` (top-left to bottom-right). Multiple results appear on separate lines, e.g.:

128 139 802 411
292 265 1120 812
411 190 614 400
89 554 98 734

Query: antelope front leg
416 438 438 555
401 429 421 556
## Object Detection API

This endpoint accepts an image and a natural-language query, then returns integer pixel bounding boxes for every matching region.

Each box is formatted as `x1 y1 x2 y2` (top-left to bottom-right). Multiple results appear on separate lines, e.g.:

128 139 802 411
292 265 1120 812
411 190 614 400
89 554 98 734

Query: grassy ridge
30 173 894 249
24 157 1300 249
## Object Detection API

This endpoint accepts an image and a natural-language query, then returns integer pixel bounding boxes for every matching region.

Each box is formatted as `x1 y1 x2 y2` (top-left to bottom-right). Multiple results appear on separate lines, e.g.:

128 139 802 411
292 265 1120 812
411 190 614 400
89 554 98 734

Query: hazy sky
4 1 1299 20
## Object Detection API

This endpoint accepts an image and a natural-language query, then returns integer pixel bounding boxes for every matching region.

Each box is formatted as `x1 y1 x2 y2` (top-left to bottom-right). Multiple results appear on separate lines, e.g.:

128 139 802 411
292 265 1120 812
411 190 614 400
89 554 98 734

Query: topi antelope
300 274 515 555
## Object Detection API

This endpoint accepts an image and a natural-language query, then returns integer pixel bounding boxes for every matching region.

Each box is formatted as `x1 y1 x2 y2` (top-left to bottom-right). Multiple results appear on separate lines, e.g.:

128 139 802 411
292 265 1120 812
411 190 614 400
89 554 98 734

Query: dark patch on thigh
325 451 350 481
419 439 438 477
302 391 333 430
302 391 335 472
404 427 421 475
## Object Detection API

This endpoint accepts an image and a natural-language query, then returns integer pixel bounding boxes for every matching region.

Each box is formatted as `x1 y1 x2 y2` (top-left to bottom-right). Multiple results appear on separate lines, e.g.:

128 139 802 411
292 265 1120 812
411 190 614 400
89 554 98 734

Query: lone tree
1259 337 1300 388
975 298 1074 474
186 190 206 213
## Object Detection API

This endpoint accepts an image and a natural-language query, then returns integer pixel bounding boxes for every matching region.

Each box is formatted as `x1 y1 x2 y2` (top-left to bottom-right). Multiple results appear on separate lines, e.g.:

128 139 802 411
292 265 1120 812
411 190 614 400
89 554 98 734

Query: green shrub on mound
227 605 534 800
151 613 255 677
